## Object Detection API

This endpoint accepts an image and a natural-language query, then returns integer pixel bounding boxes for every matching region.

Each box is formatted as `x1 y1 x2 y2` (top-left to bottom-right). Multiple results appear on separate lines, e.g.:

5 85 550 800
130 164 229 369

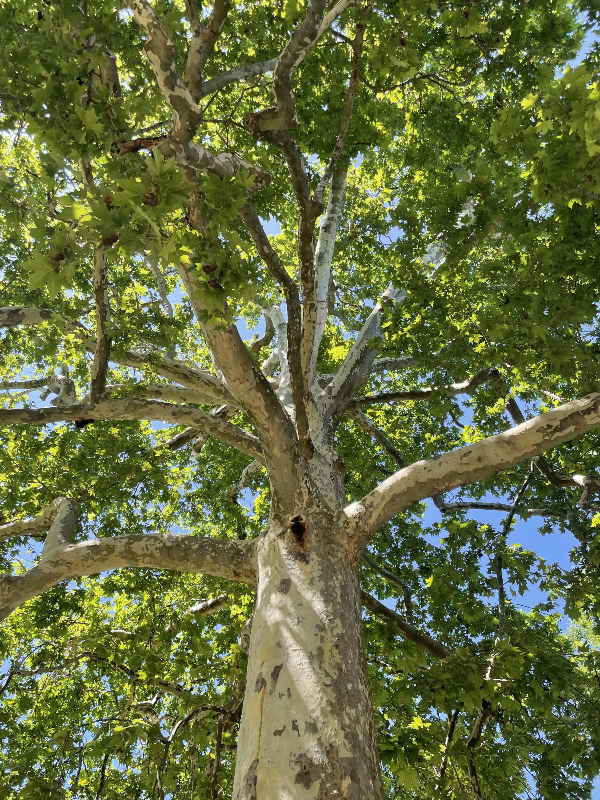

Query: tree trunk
232 511 383 799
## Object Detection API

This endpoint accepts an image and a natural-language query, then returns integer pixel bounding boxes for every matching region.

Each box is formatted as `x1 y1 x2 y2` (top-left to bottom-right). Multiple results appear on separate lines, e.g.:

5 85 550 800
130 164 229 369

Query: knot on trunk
288 514 308 562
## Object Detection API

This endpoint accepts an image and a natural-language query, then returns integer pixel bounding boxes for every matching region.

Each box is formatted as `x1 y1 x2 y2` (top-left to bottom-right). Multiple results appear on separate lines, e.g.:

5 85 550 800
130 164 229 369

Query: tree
1 0 600 797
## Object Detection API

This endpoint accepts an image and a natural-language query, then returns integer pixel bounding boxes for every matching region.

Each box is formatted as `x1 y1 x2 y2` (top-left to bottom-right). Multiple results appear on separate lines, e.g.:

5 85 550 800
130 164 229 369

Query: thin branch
347 409 407 468
0 377 48 391
370 355 420 373
90 249 111 404
0 399 265 463
210 717 224 800
237 205 307 449
350 368 501 409
95 753 109 800
435 710 460 792
228 460 262 498
145 256 174 318
436 500 571 520
82 383 228 407
199 58 277 99
362 552 413 622
0 305 234 403
325 286 406 418
314 16 365 203
361 591 450 660
250 312 275 355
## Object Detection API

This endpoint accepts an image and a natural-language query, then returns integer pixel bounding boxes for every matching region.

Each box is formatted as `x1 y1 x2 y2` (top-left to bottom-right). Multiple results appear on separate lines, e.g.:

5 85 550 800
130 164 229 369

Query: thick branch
307 168 348 382
243 0 326 133
90 249 111 404
126 0 270 186
127 0 202 145
0 399 265 463
507 398 600 509
0 533 256 621
346 393 600 546
178 266 302 509
0 498 63 542
361 591 449 660
185 0 232 102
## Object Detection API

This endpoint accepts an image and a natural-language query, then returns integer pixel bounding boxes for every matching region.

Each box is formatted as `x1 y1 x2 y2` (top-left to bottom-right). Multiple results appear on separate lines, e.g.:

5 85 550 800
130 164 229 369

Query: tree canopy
1 0 600 798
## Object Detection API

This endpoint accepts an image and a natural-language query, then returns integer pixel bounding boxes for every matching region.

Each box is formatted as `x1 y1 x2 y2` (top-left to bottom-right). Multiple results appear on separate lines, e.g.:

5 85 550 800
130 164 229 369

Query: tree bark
232 512 383 800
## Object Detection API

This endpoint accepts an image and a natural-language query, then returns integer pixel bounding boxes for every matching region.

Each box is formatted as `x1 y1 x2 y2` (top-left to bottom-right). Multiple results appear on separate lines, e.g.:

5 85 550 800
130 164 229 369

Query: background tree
1 0 600 797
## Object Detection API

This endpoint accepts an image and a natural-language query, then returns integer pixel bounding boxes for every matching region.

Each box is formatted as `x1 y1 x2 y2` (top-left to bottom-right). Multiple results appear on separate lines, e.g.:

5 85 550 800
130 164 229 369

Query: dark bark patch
235 758 258 800
278 578 292 594
304 720 318 735
270 663 284 691
289 514 306 544
293 754 314 789
254 672 266 693
273 725 286 736
291 719 300 736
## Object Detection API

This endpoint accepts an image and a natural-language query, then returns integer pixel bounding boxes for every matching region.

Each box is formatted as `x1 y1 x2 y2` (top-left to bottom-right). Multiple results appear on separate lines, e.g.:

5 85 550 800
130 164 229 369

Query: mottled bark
233 511 383 800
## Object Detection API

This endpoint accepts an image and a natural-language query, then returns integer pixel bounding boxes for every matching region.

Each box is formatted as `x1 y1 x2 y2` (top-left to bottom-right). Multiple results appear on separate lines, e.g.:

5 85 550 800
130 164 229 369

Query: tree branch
243 0 326 134
127 0 202 145
237 205 307 447
90 249 111 404
436 500 571 520
199 58 277 99
348 409 407 467
177 265 302 510
0 306 234 403
361 591 449 660
507 398 600 509
307 168 348 383
0 531 257 621
313 14 365 203
362 552 413 622
0 498 63 542
0 399 265 463
325 286 406 418
346 392 600 548
250 311 275 355
350 368 501 409
126 0 271 187
185 0 232 102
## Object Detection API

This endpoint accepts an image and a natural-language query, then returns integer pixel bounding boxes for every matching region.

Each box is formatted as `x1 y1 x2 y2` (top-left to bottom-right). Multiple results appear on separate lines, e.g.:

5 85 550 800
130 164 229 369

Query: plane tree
1 0 600 797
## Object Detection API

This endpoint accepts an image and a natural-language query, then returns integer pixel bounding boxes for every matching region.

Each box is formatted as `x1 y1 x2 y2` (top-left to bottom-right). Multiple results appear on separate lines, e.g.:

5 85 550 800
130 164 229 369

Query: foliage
1 0 600 798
